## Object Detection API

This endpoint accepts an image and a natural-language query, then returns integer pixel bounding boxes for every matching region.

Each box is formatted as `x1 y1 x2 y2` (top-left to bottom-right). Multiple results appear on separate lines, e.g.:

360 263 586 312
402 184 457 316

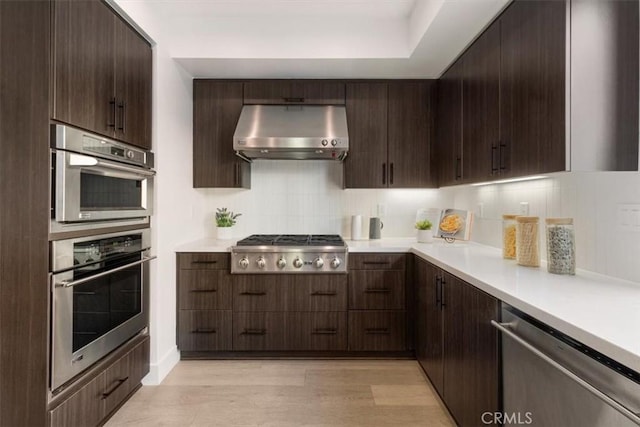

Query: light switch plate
617 204 640 232
519 202 529 216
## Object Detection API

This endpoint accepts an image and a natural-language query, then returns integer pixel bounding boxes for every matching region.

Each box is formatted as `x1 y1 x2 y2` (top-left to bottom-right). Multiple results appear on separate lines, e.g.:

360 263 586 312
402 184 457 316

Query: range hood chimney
233 105 349 161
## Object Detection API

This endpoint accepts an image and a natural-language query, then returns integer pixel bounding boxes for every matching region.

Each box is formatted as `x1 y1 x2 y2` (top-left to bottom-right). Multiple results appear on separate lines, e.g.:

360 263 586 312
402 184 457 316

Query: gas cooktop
231 234 348 274
236 234 346 247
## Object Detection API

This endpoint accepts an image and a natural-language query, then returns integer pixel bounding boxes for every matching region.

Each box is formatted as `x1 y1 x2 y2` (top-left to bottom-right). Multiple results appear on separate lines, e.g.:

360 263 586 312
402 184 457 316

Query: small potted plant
415 219 433 243
215 208 241 240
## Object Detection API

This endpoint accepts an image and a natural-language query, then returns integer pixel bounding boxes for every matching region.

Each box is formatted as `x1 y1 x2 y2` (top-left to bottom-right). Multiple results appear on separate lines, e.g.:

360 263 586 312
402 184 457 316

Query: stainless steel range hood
233 105 349 161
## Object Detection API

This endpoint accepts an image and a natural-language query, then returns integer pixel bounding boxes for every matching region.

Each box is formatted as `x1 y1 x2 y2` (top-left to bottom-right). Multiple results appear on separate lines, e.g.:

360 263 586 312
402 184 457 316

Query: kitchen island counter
176 237 640 372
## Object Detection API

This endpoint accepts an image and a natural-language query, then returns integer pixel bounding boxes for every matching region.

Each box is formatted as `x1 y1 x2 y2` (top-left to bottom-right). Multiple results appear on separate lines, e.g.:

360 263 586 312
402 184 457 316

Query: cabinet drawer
348 270 405 310
50 371 105 427
233 312 286 351
178 253 229 270
348 311 407 351
178 310 232 351
287 312 347 351
233 275 287 311
288 275 347 311
178 270 232 310
349 254 406 270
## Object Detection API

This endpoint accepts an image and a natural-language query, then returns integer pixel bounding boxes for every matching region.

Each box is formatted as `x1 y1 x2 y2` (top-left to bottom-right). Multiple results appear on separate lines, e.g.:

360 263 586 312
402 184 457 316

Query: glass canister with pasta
502 215 517 259
516 216 540 267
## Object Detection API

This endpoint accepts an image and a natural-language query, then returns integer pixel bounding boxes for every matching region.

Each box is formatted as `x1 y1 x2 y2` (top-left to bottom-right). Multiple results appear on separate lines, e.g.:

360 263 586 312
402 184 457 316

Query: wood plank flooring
105 360 454 426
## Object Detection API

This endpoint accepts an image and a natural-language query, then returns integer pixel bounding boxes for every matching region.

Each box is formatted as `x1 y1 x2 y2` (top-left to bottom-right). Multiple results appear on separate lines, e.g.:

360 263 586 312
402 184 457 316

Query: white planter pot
417 229 433 243
216 226 234 240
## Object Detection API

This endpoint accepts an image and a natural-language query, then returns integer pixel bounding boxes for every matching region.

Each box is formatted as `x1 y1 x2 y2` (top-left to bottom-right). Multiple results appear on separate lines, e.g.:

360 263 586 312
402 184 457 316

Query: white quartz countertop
176 237 640 372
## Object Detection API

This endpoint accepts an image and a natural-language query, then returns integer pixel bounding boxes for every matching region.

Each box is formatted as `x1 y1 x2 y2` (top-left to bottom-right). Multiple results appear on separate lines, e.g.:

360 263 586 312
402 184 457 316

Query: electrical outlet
377 203 386 216
519 202 529 216
617 204 640 231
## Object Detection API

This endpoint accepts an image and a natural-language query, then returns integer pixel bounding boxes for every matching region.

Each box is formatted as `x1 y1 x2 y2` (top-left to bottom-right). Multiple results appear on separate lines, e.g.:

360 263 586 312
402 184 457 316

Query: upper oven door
54 150 154 223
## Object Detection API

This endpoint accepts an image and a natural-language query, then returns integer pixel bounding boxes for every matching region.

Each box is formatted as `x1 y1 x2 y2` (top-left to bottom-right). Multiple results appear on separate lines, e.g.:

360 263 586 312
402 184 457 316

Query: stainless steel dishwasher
493 304 640 427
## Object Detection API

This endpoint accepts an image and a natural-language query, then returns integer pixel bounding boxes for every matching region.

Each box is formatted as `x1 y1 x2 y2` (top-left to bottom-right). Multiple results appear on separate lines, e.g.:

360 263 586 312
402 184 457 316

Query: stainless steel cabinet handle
491 320 640 425
55 256 157 288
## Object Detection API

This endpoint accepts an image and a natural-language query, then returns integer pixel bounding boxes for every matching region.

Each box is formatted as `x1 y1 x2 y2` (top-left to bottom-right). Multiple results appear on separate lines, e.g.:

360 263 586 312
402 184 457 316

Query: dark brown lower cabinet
348 311 406 351
415 256 499 427
49 336 150 427
178 310 233 351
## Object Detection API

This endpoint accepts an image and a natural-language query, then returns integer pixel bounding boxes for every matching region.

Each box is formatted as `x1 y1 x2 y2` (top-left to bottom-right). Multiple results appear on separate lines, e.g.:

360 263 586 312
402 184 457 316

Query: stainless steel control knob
293 257 303 268
331 139 338 146
126 150 135 159
276 257 287 269
239 257 249 269
321 139 329 146
313 257 324 268
256 256 266 269
330 257 341 269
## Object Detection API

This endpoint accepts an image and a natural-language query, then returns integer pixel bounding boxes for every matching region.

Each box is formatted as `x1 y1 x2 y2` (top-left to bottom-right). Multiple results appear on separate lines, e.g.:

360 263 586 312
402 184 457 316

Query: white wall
440 172 640 283
197 161 449 239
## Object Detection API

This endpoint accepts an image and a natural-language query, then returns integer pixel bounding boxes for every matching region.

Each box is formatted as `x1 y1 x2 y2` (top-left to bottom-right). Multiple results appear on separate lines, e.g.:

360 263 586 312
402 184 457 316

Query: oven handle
55 256 157 288
68 153 155 178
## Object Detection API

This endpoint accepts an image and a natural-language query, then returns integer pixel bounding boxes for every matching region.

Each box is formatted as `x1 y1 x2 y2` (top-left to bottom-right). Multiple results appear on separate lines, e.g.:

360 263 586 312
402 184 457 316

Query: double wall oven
49 124 155 392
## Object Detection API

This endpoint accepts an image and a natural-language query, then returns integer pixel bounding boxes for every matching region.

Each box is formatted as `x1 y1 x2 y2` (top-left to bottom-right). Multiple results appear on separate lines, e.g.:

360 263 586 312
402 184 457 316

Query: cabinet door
243 80 291 104
415 258 444 395
178 310 233 351
286 312 348 351
53 0 115 137
500 0 566 177
348 270 405 310
193 80 250 188
233 312 286 351
296 80 345 105
114 17 152 149
460 279 499 427
462 23 500 183
441 272 465 425
348 311 406 351
436 61 464 186
343 83 388 188
178 270 232 310
244 80 345 105
387 81 436 188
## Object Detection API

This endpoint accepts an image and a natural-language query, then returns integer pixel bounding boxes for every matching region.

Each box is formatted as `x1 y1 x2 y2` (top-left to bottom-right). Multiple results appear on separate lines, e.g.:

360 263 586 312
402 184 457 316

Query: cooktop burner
236 234 346 247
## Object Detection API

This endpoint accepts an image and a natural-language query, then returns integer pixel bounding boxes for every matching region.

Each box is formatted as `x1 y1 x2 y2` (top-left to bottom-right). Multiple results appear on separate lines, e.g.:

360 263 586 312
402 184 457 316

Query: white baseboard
141 346 180 385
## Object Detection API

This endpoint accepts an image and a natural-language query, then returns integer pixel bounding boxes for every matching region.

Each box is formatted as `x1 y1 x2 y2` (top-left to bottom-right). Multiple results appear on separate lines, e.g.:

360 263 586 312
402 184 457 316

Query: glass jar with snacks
502 214 517 259
545 218 576 275
516 216 540 267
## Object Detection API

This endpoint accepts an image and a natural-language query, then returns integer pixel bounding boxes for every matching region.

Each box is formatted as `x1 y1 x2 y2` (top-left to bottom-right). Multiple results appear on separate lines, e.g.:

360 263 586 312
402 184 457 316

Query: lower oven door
50 251 152 391
54 149 154 223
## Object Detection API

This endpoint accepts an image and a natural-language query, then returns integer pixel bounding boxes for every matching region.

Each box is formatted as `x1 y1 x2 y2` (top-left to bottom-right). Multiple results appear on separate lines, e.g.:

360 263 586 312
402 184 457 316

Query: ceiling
113 0 510 78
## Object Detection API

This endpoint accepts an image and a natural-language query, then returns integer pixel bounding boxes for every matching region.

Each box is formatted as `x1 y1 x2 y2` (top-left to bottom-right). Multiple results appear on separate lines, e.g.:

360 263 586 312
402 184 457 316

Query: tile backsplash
440 171 640 283
196 160 449 240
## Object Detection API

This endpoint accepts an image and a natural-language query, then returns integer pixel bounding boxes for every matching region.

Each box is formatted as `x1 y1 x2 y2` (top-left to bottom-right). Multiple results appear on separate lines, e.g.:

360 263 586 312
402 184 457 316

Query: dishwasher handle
492 320 640 426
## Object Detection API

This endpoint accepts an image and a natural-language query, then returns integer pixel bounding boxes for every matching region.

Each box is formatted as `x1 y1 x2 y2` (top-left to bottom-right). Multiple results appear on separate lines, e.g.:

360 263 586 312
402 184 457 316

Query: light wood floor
105 360 455 426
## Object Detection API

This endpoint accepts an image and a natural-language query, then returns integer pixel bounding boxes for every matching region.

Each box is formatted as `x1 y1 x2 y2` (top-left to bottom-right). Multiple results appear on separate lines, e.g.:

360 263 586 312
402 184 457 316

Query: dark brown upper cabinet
436 61 463 187
345 81 436 189
53 0 152 149
193 80 250 188
462 23 500 183
243 80 345 105
500 0 566 177
388 81 436 188
344 82 388 188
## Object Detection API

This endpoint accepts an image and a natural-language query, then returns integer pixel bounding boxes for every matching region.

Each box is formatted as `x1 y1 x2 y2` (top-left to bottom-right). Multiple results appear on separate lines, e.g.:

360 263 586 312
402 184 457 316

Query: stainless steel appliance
494 304 640 427
231 234 348 274
50 124 154 233
50 230 154 391
233 105 349 161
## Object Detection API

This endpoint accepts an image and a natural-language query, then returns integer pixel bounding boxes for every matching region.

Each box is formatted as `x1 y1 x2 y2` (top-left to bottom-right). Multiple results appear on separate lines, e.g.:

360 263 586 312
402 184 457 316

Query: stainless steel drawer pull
55 256 157 288
190 289 217 293
192 328 217 334
102 377 129 399
492 320 640 425
311 291 337 296
365 328 390 335
312 328 338 335
242 329 266 335
240 291 267 296
364 288 391 293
